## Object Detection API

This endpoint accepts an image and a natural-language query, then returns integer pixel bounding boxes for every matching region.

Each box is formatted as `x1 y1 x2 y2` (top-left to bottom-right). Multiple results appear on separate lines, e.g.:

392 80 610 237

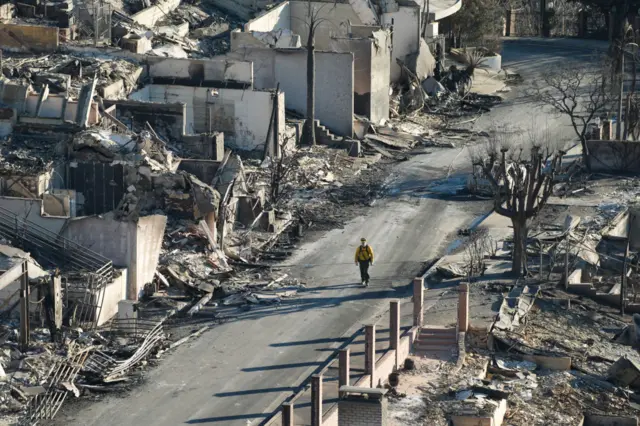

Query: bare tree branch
471 125 564 275
529 54 613 171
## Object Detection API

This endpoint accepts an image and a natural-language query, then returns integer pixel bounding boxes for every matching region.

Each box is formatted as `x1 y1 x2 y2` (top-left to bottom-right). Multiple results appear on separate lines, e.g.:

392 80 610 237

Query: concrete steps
314 120 340 145
414 326 458 358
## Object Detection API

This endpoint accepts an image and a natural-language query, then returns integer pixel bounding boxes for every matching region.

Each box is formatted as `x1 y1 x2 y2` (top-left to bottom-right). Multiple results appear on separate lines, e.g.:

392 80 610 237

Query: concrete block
347 139 361 157
117 299 137 321
99 79 125 99
451 399 507 426
523 354 572 371
121 35 151 54
426 22 438 37
181 133 225 160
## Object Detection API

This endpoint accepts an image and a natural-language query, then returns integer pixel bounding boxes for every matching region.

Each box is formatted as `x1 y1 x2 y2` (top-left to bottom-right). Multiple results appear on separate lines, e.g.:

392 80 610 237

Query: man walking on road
355 238 374 286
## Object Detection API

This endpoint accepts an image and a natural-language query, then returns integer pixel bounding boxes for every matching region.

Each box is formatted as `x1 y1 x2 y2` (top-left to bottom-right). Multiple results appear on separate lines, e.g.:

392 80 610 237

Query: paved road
52 39 599 426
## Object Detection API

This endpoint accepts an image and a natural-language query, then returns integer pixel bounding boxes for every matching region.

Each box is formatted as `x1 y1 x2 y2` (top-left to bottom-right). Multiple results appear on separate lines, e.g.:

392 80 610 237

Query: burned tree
296 1 337 146
269 139 302 204
472 131 564 275
530 58 612 171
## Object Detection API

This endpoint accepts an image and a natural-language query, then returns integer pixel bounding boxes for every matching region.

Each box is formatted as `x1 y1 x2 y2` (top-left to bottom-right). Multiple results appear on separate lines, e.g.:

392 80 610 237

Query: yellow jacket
355 245 374 263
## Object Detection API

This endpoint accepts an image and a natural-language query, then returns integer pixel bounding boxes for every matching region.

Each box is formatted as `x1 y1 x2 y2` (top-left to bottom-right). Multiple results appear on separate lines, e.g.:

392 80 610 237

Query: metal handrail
0 205 113 280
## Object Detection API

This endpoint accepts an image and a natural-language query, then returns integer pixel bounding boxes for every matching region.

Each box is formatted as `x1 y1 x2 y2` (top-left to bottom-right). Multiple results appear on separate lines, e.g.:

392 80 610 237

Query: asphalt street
52 37 605 426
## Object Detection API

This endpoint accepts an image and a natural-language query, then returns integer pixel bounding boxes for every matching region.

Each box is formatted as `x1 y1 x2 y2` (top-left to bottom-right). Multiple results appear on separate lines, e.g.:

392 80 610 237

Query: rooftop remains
0 53 143 99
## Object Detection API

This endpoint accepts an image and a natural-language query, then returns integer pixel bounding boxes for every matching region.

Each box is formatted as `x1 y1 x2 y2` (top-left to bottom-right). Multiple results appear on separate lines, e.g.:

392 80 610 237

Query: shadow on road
185 413 267 424
214 386 298 398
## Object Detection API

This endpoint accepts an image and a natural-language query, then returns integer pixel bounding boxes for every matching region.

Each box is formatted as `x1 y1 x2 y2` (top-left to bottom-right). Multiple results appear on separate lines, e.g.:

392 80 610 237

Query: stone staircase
413 326 458 358
314 120 341 146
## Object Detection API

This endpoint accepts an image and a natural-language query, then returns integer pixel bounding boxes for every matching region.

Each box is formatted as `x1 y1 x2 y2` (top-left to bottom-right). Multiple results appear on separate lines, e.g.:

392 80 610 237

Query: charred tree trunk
579 136 592 172
303 27 316 146
511 216 528 276
476 145 564 278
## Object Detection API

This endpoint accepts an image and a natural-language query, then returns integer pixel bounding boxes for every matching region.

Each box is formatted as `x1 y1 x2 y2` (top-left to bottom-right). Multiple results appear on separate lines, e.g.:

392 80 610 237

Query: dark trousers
358 260 370 283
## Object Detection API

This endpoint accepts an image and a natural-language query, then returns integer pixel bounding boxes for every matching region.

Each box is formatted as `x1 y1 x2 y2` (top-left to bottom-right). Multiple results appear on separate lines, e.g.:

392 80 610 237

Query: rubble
0 53 143 99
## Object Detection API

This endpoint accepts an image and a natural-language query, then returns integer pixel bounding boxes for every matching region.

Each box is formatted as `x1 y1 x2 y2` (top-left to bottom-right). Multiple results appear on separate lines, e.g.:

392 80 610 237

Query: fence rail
0 205 113 282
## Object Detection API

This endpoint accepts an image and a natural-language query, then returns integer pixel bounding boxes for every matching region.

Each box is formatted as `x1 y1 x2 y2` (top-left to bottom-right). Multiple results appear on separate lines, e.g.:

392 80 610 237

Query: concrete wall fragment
274 50 354 136
0 23 59 52
130 85 284 152
104 99 187 140
382 2 421 81
61 214 167 301
148 57 253 88
244 1 291 32
131 0 181 27
330 29 390 124
290 1 362 49
0 197 67 234
135 215 167 299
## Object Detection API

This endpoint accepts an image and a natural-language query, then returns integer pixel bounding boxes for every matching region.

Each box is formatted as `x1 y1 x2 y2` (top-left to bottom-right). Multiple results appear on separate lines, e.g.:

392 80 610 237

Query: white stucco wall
62 214 166 301
274 50 353 136
244 1 291 32
329 30 390 124
131 84 283 151
369 31 392 123
97 268 127 326
25 94 65 118
209 89 282 151
382 3 421 82
135 215 167 298
290 1 362 49
0 197 67 234
347 0 379 25
227 37 277 90
147 57 254 86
